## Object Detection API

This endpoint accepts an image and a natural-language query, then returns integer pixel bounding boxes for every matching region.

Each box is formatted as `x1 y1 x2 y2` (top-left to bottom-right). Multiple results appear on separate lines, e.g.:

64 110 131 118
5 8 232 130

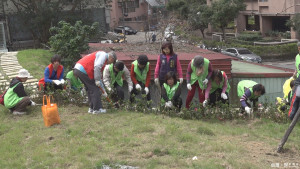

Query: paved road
263 60 295 70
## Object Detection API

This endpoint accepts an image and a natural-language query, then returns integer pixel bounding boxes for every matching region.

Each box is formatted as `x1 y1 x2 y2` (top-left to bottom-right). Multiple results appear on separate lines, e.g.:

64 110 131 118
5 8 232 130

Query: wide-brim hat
17 69 30 78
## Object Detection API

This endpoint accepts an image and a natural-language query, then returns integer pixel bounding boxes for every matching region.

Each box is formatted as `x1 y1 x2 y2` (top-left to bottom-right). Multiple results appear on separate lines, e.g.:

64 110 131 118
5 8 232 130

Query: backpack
0 89 7 105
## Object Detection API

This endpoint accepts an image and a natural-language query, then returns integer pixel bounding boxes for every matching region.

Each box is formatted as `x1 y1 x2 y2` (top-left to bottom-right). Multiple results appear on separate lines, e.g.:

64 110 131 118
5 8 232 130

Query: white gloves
179 78 183 84
145 87 149 95
52 80 60 85
128 86 133 92
203 100 208 107
203 79 208 85
245 107 251 114
221 93 228 100
136 84 142 91
187 83 192 91
53 79 65 85
106 87 112 92
31 100 36 106
95 81 101 87
60 79 65 84
165 101 173 108
154 78 159 86
102 92 108 98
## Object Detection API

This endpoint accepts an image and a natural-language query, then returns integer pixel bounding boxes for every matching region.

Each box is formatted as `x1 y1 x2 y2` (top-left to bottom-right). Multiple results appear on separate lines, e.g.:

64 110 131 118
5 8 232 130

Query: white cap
17 69 30 78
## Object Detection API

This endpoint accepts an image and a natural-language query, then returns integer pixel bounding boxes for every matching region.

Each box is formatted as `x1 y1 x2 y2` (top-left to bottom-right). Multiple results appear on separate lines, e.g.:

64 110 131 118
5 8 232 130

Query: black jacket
9 77 27 97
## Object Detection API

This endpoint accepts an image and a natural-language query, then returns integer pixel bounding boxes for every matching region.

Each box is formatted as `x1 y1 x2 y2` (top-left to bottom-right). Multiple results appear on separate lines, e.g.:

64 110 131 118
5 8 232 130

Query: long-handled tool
277 107 300 153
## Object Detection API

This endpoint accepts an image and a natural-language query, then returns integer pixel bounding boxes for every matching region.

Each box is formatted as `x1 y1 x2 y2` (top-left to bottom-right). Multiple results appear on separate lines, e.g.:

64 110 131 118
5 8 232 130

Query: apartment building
109 0 165 31
236 0 300 39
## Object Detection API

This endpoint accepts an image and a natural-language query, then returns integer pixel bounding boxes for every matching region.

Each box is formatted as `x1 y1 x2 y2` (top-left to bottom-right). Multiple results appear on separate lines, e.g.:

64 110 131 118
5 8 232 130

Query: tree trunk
221 27 226 41
200 29 205 38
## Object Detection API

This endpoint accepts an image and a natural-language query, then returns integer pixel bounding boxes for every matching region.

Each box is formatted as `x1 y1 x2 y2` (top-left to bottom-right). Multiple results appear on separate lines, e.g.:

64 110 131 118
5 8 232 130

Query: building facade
109 0 165 31
236 0 300 39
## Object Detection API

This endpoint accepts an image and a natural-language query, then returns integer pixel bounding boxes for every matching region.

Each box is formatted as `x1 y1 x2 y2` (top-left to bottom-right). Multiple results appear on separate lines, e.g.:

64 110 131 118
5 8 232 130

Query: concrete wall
260 15 272 36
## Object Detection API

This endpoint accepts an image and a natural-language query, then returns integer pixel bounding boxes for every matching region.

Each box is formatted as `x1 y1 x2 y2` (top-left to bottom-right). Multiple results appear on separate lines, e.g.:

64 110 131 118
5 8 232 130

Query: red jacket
38 64 63 88
77 51 107 80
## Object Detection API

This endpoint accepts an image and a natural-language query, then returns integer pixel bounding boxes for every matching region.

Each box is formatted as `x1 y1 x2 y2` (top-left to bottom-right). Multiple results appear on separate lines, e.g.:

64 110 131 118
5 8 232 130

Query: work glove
187 83 192 91
136 84 142 91
221 93 228 100
145 87 149 95
52 80 60 85
95 81 101 87
165 101 173 108
128 86 133 93
102 92 108 98
154 78 159 86
203 79 208 85
31 100 36 106
203 100 208 107
179 78 183 84
245 107 251 114
107 87 112 92
60 79 65 84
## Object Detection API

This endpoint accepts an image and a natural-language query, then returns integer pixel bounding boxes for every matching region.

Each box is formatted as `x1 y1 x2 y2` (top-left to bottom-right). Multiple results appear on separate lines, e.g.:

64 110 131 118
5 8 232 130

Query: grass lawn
0 105 300 168
1 49 299 168
17 49 53 79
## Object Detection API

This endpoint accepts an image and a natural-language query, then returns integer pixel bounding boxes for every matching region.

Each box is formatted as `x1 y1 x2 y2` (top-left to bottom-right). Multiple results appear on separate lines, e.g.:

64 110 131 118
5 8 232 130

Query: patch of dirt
222 135 300 167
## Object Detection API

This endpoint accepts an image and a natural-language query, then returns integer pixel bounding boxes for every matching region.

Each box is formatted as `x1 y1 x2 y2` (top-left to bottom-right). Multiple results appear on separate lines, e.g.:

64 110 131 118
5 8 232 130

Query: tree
286 13 300 37
48 21 99 70
188 5 212 38
209 0 246 40
166 0 206 19
5 0 111 43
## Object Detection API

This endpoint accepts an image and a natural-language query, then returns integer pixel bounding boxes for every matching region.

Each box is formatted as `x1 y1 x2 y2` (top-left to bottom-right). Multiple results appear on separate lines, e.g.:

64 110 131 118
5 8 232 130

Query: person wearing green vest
130 55 151 104
237 80 265 114
4 69 37 115
203 69 230 107
161 71 182 111
103 61 133 108
66 69 83 91
277 80 294 113
185 55 212 109
294 42 300 78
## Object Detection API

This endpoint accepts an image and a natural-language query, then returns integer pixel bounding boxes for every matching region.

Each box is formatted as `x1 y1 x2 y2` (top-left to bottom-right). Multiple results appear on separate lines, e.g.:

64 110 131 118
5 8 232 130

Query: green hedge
226 42 298 60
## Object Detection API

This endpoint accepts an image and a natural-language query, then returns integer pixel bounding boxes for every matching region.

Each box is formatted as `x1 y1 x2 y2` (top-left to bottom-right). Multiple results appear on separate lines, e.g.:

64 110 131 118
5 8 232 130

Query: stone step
0 62 21 66
2 66 22 70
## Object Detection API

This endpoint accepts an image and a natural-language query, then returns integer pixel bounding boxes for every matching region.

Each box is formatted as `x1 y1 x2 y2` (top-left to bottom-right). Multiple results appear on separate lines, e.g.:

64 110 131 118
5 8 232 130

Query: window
120 0 136 14
259 0 268 2
135 0 139 8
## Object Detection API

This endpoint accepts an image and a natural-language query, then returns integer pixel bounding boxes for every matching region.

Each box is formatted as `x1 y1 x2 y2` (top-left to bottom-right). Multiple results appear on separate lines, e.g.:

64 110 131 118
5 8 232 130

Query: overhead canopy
145 0 160 7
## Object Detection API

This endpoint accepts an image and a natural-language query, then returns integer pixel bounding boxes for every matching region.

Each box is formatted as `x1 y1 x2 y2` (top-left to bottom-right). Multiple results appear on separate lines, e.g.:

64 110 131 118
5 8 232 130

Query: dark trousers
185 81 205 109
111 83 124 107
173 97 182 110
73 69 103 110
130 81 151 103
209 88 229 106
10 96 31 112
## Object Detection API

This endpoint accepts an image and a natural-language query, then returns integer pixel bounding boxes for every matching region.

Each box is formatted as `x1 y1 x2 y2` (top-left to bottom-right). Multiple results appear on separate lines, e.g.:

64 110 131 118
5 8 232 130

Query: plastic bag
41 95 60 127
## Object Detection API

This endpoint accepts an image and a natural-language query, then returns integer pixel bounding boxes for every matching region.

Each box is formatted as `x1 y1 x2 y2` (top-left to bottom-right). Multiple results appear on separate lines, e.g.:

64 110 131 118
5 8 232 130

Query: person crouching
4 69 36 115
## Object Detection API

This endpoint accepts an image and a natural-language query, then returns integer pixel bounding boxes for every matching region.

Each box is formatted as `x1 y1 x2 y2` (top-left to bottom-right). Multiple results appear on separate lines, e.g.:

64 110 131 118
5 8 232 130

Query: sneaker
92 108 106 114
88 108 93 114
13 111 26 115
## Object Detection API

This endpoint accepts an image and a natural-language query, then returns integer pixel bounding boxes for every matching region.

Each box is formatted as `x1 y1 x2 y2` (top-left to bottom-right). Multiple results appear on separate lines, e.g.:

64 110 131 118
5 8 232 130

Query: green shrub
48 21 100 70
237 33 262 41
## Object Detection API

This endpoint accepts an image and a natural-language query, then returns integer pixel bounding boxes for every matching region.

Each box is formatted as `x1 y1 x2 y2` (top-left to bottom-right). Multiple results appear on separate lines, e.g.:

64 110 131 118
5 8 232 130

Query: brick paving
0 52 38 90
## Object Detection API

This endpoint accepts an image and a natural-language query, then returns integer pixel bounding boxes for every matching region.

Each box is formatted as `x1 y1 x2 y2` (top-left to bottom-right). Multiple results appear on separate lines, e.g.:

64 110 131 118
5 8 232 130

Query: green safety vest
210 71 230 94
4 82 23 109
190 58 209 89
161 82 179 103
109 63 124 87
66 71 83 90
237 80 259 100
296 54 300 78
132 60 149 84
